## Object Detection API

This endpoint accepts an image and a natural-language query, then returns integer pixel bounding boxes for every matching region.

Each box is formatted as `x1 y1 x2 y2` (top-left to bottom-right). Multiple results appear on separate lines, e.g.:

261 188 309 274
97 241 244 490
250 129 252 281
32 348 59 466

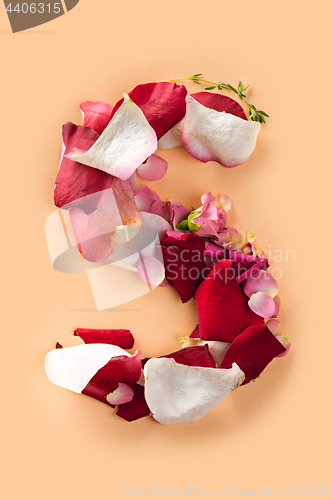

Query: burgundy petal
161 232 207 303
164 345 215 368
111 82 187 140
221 324 286 384
190 324 200 339
80 101 113 135
82 351 142 405
74 328 134 349
116 383 150 422
195 259 264 342
54 123 113 213
228 250 269 283
190 92 247 120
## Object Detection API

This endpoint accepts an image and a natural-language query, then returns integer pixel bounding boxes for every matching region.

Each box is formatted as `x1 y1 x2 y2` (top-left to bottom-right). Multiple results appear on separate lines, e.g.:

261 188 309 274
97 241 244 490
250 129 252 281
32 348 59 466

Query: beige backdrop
1 1 332 499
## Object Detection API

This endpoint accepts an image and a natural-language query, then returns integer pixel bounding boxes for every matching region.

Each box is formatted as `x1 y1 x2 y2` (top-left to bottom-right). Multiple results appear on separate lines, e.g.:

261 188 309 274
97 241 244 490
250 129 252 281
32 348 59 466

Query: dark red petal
228 250 269 283
74 328 134 349
111 82 187 140
164 345 215 368
55 342 63 349
195 259 264 342
221 324 286 384
189 324 200 339
54 123 113 213
190 92 247 120
116 383 150 422
82 351 142 405
80 101 113 135
161 232 207 303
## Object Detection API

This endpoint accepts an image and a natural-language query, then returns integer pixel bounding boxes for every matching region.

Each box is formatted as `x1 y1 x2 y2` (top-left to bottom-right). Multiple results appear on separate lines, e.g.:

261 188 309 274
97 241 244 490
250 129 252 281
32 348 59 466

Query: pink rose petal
138 211 172 241
248 291 276 319
80 101 113 135
134 186 170 220
137 154 168 181
182 95 261 168
116 383 150 422
67 94 158 181
106 382 134 405
275 336 291 357
137 256 165 286
266 319 280 334
244 270 278 298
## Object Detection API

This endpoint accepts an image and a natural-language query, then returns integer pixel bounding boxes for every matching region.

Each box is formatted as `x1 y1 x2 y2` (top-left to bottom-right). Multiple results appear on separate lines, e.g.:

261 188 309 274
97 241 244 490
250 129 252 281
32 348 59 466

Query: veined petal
244 269 278 298
80 101 113 135
67 94 157 181
106 383 134 405
182 95 260 168
144 358 244 424
74 328 134 349
248 291 276 319
137 154 168 181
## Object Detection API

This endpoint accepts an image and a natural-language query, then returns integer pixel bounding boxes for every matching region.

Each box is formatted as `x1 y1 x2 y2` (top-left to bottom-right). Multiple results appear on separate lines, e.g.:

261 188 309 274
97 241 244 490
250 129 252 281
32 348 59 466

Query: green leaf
258 110 269 117
205 86 216 90
238 81 242 93
227 85 238 94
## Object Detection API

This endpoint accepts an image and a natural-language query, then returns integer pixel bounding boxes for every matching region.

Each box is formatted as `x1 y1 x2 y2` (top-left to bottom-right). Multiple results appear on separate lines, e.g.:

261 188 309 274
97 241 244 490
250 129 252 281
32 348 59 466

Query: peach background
1 1 332 499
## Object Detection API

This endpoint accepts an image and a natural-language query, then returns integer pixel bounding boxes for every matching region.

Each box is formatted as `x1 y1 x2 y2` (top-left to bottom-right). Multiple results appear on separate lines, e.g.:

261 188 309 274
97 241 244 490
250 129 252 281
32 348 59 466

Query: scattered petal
80 101 113 135
221 324 286 384
219 194 231 212
116 383 150 421
138 211 172 241
158 119 184 149
74 328 134 349
275 336 291 357
137 154 168 181
137 256 165 286
67 94 157 181
248 291 276 319
144 358 245 424
134 186 170 220
164 345 215 368
182 95 261 168
190 92 247 120
106 382 134 405
244 270 278 298
266 319 280 334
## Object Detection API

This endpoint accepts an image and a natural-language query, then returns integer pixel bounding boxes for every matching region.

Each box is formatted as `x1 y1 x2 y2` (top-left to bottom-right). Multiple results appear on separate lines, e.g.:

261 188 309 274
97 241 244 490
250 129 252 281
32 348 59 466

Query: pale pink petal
67 94 157 181
275 336 291 357
106 383 134 405
45 343 130 394
182 95 261 168
144 358 244 424
248 292 276 319
168 199 191 231
244 270 278 298
157 119 184 149
273 296 281 317
266 319 281 333
246 230 255 243
137 154 168 181
139 211 172 241
137 256 165 286
134 186 170 220
220 194 231 212
128 172 145 195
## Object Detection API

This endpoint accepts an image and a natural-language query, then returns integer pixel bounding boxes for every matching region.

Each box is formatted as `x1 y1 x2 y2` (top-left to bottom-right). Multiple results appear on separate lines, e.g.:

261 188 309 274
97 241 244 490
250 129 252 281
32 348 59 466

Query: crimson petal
74 328 134 349
82 351 142 405
80 101 113 135
162 232 207 303
54 123 113 213
111 82 187 140
221 324 286 384
195 259 263 342
164 345 215 368
116 383 150 422
190 92 247 120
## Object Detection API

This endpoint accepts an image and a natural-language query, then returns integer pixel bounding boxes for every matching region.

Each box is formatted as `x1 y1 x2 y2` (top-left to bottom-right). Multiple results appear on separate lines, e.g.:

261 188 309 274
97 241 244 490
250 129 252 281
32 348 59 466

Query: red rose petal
80 101 113 135
220 324 286 384
82 351 142 405
195 259 264 342
164 345 215 368
54 123 113 213
116 383 150 422
74 328 134 349
111 82 187 140
161 232 207 303
190 92 247 120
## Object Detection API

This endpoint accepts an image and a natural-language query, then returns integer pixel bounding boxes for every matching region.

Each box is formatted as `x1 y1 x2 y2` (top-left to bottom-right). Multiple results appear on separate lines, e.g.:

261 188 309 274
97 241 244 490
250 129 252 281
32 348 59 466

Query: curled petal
111 82 187 140
275 336 291 357
244 270 278 298
74 328 134 349
67 94 157 181
80 101 113 135
219 194 231 212
54 123 112 213
137 256 165 286
106 383 134 405
273 296 281 317
139 211 172 241
182 95 260 168
137 154 168 181
248 291 276 319
221 324 286 384
189 92 247 120
168 199 191 231
134 186 170 220
266 319 280 334
144 358 245 424
164 345 215 368
116 383 150 422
